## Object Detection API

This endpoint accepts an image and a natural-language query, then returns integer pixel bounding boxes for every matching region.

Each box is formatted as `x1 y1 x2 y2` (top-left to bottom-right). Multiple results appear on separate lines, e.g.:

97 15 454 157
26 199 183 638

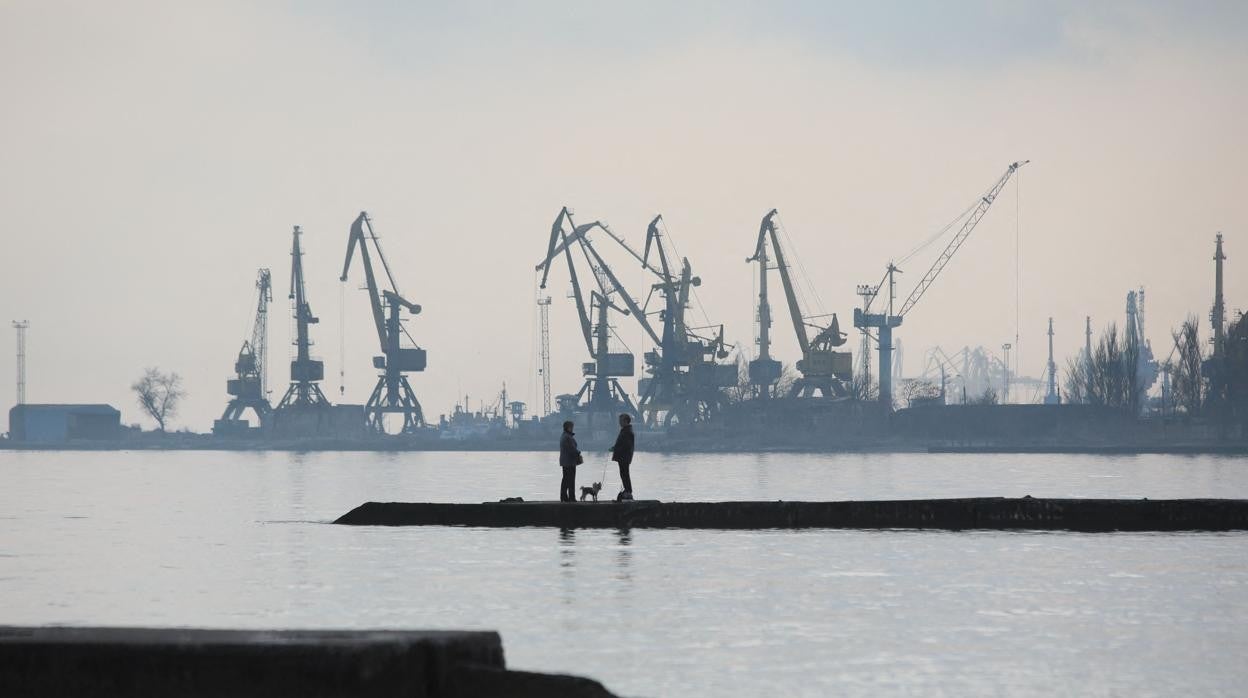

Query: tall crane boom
633 214 734 426
749 210 813 357
855 160 1027 407
534 207 653 427
214 268 273 434
896 160 1028 318
251 268 273 396
341 211 426 433
747 210 850 398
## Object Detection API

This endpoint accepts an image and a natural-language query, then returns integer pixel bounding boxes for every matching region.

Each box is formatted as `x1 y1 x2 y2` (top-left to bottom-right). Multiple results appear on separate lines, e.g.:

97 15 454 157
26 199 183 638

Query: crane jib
896 160 1028 319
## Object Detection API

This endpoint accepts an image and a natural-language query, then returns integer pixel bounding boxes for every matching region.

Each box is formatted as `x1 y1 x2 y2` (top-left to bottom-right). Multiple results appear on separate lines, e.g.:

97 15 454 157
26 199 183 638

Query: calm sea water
2 450 1247 696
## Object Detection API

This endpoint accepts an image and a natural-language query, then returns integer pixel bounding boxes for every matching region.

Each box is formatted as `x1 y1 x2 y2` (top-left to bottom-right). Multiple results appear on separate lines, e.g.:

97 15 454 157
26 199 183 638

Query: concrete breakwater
0 627 617 698
335 498 1248 532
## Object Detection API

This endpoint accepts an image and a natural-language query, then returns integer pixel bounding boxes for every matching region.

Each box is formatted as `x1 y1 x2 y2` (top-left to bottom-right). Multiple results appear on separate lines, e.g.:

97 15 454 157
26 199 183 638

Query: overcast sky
2 1 1246 429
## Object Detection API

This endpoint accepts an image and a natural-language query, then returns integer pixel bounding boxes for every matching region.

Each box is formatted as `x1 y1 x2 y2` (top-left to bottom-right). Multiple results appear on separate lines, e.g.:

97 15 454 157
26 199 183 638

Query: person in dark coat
609 413 635 496
558 420 581 502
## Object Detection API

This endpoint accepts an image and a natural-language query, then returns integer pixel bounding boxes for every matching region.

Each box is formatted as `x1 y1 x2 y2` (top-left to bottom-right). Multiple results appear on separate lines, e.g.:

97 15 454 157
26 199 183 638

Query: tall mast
1044 317 1059 404
12 320 28 405
1213 233 1226 358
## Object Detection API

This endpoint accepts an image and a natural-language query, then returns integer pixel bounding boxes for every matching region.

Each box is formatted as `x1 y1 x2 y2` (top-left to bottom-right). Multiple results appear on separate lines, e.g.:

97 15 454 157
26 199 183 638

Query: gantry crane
277 225 330 410
747 209 851 399
536 207 647 429
215 268 273 433
854 160 1028 406
341 211 427 433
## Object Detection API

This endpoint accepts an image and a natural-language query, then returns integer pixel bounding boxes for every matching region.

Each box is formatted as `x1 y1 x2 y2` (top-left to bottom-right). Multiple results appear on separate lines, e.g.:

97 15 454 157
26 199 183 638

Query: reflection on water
1 450 1246 697
614 528 632 584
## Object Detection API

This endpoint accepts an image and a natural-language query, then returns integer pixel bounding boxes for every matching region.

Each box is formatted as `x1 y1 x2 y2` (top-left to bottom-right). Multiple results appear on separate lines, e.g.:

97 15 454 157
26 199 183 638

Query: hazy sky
2 1 1246 429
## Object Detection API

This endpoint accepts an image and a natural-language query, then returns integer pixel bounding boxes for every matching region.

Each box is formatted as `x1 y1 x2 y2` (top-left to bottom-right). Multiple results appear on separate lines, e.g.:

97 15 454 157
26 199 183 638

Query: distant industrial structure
855 161 1027 406
1044 318 1060 405
747 209 850 399
214 269 273 435
276 227 331 411
342 212 427 434
535 208 735 433
12 320 28 406
1205 233 1230 400
9 404 120 443
8 168 1243 449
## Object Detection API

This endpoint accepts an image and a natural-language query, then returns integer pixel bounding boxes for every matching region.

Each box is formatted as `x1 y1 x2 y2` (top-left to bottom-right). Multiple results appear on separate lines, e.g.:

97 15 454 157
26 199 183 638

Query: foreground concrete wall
0 627 616 698
336 498 1248 532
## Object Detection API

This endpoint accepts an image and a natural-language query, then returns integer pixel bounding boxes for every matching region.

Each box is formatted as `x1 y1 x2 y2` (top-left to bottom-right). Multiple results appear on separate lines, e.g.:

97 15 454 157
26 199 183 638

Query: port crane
341 212 426 433
277 226 330 410
855 160 1028 406
747 209 851 399
633 215 735 426
537 209 736 428
215 268 273 432
536 207 648 429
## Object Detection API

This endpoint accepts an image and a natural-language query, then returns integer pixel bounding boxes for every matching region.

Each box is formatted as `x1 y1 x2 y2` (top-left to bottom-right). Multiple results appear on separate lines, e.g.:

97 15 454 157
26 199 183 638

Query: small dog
579 482 602 502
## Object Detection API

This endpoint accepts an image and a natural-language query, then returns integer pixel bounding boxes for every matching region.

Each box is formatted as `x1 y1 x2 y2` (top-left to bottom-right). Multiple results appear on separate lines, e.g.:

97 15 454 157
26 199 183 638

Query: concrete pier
335 498 1248 532
0 627 617 698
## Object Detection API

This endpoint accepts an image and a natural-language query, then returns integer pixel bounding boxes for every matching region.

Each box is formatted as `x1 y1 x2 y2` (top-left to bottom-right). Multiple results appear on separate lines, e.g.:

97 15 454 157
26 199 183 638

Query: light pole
1002 343 1012 404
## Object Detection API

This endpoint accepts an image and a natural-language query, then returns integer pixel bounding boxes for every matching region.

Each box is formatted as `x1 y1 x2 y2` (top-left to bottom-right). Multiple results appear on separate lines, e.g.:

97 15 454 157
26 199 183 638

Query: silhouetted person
610 413 635 498
559 420 581 502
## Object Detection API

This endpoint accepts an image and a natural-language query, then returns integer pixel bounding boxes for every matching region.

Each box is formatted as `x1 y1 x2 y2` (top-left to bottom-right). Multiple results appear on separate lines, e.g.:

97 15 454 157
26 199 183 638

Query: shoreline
2 440 1245 455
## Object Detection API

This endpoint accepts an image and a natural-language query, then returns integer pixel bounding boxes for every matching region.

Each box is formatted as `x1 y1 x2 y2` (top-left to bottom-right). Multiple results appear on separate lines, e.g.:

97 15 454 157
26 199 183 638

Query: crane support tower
746 209 851 399
341 212 427 434
855 161 1027 407
215 269 274 434
277 226 331 410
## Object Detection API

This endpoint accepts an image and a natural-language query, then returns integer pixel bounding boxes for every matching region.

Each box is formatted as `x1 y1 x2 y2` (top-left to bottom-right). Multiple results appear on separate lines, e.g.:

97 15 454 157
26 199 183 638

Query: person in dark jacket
609 413 635 496
558 420 581 502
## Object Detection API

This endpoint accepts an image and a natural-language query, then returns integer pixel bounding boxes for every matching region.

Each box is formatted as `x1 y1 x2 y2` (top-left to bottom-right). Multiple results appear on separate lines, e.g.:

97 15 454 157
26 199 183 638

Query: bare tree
1063 356 1088 405
1087 323 1119 406
132 368 185 432
847 376 878 402
774 364 799 397
897 378 941 409
1171 316 1204 416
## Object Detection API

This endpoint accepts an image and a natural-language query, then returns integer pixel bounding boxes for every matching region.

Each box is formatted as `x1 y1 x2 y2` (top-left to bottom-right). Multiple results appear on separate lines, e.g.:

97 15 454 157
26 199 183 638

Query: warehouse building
8 404 122 443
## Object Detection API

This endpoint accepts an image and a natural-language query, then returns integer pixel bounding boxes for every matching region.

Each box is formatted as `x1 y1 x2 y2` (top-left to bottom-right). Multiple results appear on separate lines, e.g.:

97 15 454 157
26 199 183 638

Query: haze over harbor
2 1 1245 429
